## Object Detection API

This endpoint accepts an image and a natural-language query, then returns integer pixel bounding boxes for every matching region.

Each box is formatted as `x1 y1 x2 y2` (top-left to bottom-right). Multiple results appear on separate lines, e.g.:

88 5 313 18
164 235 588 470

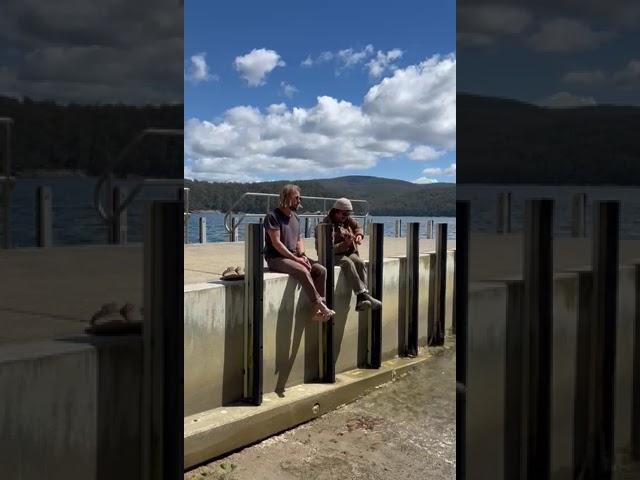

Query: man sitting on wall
318 198 382 312
264 184 335 322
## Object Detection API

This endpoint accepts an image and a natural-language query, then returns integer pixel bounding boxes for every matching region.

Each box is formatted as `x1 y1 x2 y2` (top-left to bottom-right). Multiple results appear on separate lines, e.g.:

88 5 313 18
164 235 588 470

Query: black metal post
633 265 640 461
368 222 384 369
589 201 619 479
244 223 263 405
497 192 512 234
112 186 127 244
522 199 554 480
456 201 469 480
571 193 587 238
317 223 335 382
405 222 419 356
199 217 206 244
36 186 52 247
142 201 183 480
429 223 448 346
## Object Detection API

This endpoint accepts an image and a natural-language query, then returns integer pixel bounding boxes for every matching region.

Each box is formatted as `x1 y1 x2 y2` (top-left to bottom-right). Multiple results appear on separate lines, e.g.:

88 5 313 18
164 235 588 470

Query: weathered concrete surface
185 342 455 480
0 245 143 344
185 237 456 285
184 252 455 417
0 336 142 479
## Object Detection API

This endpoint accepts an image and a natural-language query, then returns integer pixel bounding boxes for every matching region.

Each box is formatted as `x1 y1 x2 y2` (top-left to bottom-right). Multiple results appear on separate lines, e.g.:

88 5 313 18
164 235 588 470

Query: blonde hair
279 184 301 209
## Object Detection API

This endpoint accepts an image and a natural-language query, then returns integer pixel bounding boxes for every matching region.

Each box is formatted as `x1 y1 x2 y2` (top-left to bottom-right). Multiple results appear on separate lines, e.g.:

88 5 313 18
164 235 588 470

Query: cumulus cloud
408 145 446 161
528 18 613 53
562 60 640 90
422 163 456 176
185 54 456 181
301 51 334 67
234 48 285 87
539 91 597 107
0 0 183 104
337 45 375 68
367 49 404 78
562 69 606 86
184 52 217 84
413 177 439 184
280 81 298 98
457 5 533 47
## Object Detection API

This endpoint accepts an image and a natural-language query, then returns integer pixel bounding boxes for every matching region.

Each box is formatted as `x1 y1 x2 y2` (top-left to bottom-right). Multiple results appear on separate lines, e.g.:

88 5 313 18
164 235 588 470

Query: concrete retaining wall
184 251 456 417
0 336 142 480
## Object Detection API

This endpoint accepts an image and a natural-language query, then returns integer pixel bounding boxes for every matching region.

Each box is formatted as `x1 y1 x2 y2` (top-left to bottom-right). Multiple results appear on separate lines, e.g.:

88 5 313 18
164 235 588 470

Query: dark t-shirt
263 208 301 259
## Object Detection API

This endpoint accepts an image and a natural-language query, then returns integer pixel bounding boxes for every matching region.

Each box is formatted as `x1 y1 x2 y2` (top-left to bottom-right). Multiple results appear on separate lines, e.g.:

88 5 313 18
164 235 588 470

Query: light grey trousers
335 252 368 294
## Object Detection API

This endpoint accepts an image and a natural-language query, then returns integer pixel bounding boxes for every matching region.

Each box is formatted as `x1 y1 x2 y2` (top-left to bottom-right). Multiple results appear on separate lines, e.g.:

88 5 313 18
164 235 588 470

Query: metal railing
93 128 183 243
223 192 370 238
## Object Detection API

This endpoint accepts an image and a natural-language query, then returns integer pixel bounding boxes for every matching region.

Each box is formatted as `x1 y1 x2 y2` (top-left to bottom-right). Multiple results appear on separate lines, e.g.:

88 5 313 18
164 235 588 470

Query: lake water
458 184 640 239
2 177 179 247
186 211 457 243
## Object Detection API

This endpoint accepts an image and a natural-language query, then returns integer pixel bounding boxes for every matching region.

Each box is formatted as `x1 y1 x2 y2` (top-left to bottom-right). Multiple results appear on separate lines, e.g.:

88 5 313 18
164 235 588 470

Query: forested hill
458 94 640 185
185 176 455 216
0 95 182 177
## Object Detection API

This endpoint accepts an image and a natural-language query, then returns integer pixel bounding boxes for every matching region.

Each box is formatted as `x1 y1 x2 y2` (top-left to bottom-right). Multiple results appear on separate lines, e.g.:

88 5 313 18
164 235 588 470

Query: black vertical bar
405 222 419 356
35 185 52 247
497 192 512 234
245 223 263 405
368 222 384 368
429 222 447 346
633 264 640 460
574 271 594 478
591 201 619 479
522 199 554 480
143 201 183 480
456 201 469 480
571 193 587 238
112 186 127 244
505 281 525 479
317 223 335 383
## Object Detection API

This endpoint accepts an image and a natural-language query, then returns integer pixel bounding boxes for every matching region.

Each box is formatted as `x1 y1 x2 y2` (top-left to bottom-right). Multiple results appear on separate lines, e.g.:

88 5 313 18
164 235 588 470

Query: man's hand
296 255 312 271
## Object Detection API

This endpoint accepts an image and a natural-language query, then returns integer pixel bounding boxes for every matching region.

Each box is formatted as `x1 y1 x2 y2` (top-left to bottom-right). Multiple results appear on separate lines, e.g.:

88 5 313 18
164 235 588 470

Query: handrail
94 128 183 222
223 192 369 233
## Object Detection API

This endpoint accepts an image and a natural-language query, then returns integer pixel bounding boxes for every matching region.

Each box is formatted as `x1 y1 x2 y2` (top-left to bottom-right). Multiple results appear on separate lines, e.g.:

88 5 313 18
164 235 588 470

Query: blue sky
184 0 456 184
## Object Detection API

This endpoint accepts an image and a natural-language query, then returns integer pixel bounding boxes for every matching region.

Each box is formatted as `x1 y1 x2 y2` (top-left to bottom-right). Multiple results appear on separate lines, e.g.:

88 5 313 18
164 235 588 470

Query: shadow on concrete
222 282 244 406
275 279 304 397
332 273 351 369
60 335 142 480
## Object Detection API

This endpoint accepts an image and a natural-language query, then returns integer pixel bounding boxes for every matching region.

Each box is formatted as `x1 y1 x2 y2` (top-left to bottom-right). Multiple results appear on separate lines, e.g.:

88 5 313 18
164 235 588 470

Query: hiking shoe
355 293 371 311
363 292 382 310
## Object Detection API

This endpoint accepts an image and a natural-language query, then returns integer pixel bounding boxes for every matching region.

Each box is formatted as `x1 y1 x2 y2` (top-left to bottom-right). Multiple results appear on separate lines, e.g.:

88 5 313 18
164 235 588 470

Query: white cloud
562 70 606 86
611 59 640 88
280 81 298 98
185 52 218 84
367 49 404 78
337 45 375 68
234 48 285 87
185 54 456 182
539 91 597 107
422 163 456 176
528 18 613 53
457 5 533 47
562 59 640 90
301 51 334 67
408 145 446 161
413 177 439 184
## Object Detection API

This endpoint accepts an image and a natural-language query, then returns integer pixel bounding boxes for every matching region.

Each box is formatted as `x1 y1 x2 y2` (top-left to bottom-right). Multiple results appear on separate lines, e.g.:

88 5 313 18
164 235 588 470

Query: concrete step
184 349 442 469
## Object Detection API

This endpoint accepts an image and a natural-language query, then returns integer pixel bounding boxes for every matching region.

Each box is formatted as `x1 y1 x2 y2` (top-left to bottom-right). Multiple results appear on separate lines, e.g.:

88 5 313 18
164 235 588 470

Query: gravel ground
185 343 456 480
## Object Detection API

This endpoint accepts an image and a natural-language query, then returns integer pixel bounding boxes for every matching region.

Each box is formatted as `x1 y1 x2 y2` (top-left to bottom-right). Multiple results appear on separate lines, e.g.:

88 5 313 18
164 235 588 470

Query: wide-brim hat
332 197 353 212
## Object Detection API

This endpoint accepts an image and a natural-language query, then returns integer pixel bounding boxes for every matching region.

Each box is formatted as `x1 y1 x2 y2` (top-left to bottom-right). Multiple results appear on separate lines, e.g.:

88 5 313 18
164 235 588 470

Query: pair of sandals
86 302 143 335
220 266 245 281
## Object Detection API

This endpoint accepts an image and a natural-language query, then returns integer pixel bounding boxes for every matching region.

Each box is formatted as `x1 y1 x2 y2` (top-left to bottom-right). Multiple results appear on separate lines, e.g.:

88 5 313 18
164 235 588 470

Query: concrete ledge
184 348 438 469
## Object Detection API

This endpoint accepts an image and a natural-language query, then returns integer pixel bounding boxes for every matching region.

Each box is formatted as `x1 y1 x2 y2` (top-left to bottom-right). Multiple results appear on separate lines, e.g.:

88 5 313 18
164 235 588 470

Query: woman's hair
279 184 300 208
